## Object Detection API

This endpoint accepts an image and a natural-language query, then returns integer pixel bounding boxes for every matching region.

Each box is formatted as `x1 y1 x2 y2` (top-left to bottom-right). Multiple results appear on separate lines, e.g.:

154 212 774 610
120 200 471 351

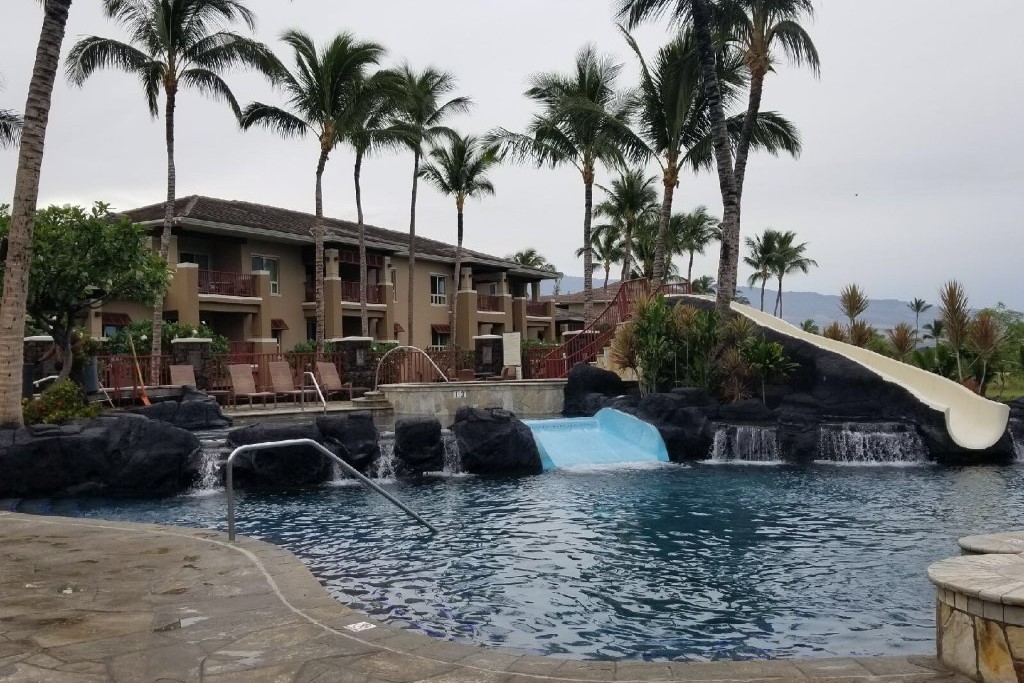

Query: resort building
90 196 558 352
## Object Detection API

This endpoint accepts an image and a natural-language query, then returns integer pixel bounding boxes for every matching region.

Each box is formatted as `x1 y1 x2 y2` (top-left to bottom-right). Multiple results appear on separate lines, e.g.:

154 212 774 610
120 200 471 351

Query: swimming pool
14 462 1024 661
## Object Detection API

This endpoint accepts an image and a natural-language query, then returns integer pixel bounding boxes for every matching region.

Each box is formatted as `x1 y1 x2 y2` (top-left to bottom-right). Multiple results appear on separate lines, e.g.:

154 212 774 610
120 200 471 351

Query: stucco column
456 290 477 349
324 248 340 278
531 281 540 301
250 270 273 342
166 262 199 326
512 297 527 335
324 276 342 339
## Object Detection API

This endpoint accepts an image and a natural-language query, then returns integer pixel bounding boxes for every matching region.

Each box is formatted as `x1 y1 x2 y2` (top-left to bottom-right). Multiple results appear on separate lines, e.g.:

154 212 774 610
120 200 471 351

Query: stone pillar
166 262 200 326
333 336 373 390
474 334 503 376
456 290 478 349
170 337 213 388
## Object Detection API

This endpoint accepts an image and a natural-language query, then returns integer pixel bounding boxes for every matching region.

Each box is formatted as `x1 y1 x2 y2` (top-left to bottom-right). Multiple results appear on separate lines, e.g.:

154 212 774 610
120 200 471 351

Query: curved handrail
302 371 327 414
373 345 450 390
225 438 438 540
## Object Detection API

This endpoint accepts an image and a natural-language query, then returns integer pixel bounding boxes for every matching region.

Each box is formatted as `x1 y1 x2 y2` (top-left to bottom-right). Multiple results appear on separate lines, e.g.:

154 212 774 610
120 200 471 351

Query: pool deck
0 512 967 683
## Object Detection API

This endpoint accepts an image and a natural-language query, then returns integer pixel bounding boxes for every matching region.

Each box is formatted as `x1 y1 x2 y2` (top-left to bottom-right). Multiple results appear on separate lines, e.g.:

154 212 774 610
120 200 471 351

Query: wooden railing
198 270 257 297
478 294 502 312
97 355 172 395
341 281 386 304
526 301 549 317
370 347 474 385
540 278 653 379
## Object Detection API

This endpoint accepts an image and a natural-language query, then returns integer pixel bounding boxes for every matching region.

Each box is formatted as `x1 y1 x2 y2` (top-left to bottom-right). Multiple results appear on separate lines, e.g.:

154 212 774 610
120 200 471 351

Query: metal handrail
225 438 437 541
373 345 449 390
301 371 327 414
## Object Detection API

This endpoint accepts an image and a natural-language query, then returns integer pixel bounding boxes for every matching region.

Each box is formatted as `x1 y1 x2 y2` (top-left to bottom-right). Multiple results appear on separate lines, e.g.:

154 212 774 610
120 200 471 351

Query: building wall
388 256 459 349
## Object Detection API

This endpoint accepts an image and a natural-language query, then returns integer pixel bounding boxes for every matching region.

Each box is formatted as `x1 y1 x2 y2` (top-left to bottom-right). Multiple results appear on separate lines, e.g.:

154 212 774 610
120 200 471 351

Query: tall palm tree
0 0 73 428
594 169 658 281
508 248 554 271
576 223 625 290
628 215 680 281
667 205 720 285
907 297 931 339
339 71 403 337
768 230 816 317
743 228 778 311
240 31 385 350
0 73 23 149
67 0 278 372
391 65 471 347
419 134 499 344
490 45 645 323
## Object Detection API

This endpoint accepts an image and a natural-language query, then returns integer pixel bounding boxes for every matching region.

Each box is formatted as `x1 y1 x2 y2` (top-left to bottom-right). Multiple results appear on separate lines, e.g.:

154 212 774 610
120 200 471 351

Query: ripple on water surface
41 463 1024 661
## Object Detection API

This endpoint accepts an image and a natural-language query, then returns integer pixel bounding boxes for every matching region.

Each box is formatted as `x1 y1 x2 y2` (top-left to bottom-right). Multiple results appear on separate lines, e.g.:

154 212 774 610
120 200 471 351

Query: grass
985 373 1024 402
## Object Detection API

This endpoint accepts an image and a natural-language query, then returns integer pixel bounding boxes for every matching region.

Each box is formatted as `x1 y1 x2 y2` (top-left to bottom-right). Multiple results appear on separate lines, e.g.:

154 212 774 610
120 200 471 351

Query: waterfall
372 432 398 480
817 423 925 463
192 435 226 492
709 425 781 463
441 429 462 475
1011 431 1024 462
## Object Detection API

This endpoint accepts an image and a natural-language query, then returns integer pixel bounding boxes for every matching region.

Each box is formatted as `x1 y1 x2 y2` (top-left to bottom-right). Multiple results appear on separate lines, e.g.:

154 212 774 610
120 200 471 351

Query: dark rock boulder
776 393 825 462
226 422 331 487
629 392 715 461
394 417 443 474
0 414 199 497
317 412 380 472
129 386 232 430
453 407 542 476
563 364 628 417
718 398 775 424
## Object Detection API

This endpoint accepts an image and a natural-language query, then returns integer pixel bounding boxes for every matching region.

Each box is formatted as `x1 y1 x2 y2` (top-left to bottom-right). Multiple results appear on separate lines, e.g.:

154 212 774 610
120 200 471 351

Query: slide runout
524 408 670 470
676 295 1009 451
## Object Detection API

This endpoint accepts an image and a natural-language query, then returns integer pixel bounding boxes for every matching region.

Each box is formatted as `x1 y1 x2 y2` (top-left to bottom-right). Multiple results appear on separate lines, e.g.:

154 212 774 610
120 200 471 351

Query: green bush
105 320 229 355
22 379 100 425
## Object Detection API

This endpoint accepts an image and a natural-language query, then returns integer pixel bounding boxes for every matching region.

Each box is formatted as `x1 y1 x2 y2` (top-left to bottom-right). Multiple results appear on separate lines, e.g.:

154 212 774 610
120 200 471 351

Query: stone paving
0 512 969 682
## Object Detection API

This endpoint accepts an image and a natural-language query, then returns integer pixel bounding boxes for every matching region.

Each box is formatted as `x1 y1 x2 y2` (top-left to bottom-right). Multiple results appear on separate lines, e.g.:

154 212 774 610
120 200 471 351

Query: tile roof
123 196 559 280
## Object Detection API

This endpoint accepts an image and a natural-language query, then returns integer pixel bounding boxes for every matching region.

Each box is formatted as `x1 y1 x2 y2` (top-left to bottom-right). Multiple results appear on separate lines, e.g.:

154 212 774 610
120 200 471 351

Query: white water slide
679 296 1009 451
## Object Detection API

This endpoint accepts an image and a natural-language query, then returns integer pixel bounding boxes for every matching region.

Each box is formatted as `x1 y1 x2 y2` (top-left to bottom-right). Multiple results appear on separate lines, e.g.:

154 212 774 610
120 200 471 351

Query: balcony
305 281 386 305
526 301 549 317
198 270 257 297
478 294 503 312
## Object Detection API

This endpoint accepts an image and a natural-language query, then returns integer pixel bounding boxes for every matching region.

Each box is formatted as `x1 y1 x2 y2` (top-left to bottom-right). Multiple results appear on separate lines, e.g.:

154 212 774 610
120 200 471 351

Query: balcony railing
478 294 502 312
305 281 386 304
526 301 549 317
199 270 257 297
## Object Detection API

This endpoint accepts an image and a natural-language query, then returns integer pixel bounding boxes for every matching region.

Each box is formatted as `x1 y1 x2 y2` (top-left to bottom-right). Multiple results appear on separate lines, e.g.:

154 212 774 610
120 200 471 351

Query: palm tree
668 205 720 285
419 134 499 345
490 45 644 323
628 215 680 281
691 275 716 294
923 319 945 342
240 31 385 351
339 71 403 337
508 248 555 270
907 297 931 339
0 0 73 427
0 73 23 149
391 65 471 347
768 230 816 317
799 319 818 334
839 284 869 325
67 0 278 371
743 228 778 312
939 280 971 382
888 322 917 362
594 169 658 280
576 223 625 290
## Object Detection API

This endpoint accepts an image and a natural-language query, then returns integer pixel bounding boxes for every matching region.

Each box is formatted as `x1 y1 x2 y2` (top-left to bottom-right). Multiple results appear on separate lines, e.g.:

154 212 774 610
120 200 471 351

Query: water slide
524 408 671 470
680 295 1009 451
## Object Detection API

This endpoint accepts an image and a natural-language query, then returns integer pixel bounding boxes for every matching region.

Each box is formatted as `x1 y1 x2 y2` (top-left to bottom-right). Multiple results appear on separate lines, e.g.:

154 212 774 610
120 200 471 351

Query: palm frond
0 108 23 149
239 102 309 137
180 68 241 118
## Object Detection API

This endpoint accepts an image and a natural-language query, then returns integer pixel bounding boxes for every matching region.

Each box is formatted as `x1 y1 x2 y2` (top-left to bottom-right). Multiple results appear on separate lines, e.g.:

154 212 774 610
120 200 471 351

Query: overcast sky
1 1 1022 309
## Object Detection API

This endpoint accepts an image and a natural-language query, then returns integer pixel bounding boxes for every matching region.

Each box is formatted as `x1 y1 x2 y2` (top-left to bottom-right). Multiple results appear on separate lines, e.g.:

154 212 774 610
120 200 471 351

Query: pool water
16 462 1024 661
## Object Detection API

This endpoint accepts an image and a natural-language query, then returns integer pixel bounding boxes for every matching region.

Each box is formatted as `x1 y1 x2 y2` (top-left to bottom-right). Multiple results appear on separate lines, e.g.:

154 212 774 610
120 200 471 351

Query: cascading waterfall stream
817 423 925 463
708 425 781 463
441 429 462 475
372 431 398 480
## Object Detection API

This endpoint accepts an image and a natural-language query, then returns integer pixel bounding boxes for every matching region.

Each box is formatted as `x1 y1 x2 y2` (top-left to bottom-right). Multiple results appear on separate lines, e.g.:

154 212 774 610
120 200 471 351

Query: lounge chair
315 361 363 401
169 364 230 404
269 361 316 404
227 364 275 408
457 368 475 382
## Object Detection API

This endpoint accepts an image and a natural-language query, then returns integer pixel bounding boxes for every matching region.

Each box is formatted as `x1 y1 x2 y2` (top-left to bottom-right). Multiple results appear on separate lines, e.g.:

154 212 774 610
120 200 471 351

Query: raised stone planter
928 553 1024 681
959 532 1024 555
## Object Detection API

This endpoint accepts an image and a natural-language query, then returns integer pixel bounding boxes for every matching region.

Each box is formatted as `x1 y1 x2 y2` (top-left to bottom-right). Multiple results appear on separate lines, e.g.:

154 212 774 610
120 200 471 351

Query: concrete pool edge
0 511 964 682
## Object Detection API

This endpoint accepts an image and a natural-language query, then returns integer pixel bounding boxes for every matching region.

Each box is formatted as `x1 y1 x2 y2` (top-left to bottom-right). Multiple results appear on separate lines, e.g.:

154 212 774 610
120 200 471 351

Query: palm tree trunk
450 201 464 348
314 146 329 351
355 151 368 338
620 218 633 283
687 250 695 287
582 168 595 324
692 0 740 313
774 276 783 317
733 70 765 201
759 279 766 311
407 150 420 345
603 265 610 291
652 171 677 287
151 85 177 382
0 0 72 427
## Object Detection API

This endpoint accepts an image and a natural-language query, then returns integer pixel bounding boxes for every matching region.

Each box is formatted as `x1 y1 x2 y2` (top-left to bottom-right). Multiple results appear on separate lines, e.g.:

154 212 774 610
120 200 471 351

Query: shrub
106 320 229 355
22 379 99 425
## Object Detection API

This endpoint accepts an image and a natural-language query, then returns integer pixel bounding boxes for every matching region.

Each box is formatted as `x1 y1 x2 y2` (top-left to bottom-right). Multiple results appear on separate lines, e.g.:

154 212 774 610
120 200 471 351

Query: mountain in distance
540 277 924 331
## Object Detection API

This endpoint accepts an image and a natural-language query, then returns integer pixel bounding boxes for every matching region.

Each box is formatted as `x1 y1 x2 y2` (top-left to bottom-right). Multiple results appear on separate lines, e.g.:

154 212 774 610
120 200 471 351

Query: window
487 282 498 295
179 251 210 270
306 318 316 341
430 330 450 349
252 255 280 295
390 269 397 302
430 274 447 305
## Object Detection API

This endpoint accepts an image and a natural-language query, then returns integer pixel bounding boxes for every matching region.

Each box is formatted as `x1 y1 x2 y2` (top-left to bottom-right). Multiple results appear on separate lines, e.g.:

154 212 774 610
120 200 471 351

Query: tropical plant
576 223 624 291
420 133 500 344
742 335 797 404
887 322 917 362
0 72 22 149
106 320 229 356
838 283 869 325
822 321 845 342
0 202 170 381
626 293 675 394
907 297 931 339
923 319 945 342
767 230 816 317
609 321 640 380
912 344 958 380
22 379 99 426
508 248 555 271
489 45 644 323
847 320 876 348
391 65 471 346
0 0 73 428
240 30 384 351
668 205 720 285
67 0 278 373
968 311 1003 392
939 280 971 382
799 319 818 334
691 275 716 294
594 168 659 280
744 228 778 311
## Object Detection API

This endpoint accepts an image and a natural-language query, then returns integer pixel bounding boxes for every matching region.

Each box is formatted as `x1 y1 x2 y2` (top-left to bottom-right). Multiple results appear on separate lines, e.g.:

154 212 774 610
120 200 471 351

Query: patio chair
169 364 230 404
227 364 275 408
269 361 316 404
315 361 366 401
457 368 475 382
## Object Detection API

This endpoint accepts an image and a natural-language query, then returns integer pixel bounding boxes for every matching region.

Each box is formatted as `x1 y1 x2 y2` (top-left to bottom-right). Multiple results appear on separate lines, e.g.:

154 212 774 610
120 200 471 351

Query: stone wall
382 379 566 418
